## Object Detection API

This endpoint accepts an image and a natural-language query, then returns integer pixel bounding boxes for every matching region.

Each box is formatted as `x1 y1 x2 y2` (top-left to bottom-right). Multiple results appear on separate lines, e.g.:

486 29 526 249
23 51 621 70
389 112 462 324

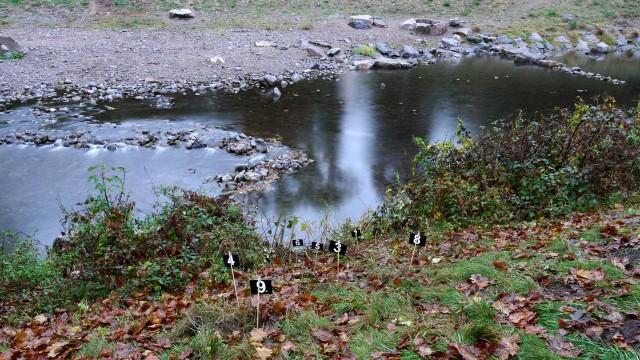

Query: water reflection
1 55 639 245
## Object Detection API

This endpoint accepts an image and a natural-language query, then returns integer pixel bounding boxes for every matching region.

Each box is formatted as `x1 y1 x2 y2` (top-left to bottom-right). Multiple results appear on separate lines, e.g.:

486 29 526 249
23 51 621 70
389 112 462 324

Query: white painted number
227 253 235 266
314 243 321 250
413 234 421 245
334 241 342 253
256 280 266 294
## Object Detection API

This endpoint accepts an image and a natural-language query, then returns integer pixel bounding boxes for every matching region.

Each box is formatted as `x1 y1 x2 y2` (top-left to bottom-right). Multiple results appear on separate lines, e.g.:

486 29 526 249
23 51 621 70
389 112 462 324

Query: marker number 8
256 280 266 294
413 234 421 245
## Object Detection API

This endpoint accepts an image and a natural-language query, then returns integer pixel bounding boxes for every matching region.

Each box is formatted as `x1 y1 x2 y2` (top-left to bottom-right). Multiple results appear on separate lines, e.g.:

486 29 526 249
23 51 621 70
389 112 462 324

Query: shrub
381 99 640 229
353 45 378 57
51 165 265 294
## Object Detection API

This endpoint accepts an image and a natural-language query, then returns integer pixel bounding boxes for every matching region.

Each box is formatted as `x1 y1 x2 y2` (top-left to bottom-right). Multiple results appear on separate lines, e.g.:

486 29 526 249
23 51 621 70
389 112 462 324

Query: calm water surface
1 55 639 246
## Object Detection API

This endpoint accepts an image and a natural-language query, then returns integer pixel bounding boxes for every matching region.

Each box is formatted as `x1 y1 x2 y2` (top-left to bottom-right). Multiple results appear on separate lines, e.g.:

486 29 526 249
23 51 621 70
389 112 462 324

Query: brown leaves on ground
456 274 493 296
493 294 543 334
571 268 605 286
448 334 520 360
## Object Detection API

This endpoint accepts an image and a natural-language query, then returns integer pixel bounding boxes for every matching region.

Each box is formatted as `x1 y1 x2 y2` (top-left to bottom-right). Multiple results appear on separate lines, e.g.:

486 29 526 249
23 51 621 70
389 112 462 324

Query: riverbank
1 1 639 107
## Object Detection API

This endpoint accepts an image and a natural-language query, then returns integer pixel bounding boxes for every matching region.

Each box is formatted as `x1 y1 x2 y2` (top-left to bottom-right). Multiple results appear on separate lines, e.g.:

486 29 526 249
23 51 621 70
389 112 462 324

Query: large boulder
373 58 415 69
375 42 398 57
353 58 375 70
0 36 21 54
576 40 590 52
168 8 194 19
349 15 373 29
440 37 459 48
591 41 609 53
453 28 470 38
399 45 420 58
529 32 544 43
553 35 573 48
415 19 448 36
495 35 513 45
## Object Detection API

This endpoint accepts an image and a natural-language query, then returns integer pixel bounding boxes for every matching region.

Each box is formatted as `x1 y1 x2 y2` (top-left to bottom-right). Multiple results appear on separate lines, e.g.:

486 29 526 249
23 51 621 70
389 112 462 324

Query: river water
1 54 639 247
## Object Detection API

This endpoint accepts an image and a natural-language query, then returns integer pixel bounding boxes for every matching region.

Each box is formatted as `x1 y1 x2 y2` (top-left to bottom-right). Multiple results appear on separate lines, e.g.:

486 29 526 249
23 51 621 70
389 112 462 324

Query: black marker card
292 239 304 247
310 241 324 251
250 279 273 294
329 240 347 255
223 253 240 267
408 233 427 247
351 229 362 238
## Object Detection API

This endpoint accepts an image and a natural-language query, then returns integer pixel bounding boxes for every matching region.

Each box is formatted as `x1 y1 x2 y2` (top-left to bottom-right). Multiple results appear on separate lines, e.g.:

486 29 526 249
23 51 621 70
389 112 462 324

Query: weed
352 45 378 57
0 51 24 61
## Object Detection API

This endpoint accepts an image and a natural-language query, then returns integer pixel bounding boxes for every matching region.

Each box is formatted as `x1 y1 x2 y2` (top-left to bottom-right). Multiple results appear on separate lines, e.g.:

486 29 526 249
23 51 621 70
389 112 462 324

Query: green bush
381 99 640 229
353 45 378 57
51 165 265 294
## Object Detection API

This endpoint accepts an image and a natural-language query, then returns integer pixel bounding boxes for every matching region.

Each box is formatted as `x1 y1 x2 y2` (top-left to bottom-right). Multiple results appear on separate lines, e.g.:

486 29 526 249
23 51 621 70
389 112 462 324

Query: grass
0 51 24 61
352 45 378 58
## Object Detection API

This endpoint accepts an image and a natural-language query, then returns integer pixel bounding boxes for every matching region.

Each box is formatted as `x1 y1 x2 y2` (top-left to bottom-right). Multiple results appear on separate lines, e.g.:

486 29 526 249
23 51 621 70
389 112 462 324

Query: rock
591 41 609 53
616 35 628 47
263 75 278 86
375 43 397 57
168 8 193 19
300 41 325 57
536 59 564 69
373 58 414 69
400 18 417 31
248 155 266 168
399 45 420 58
353 58 375 70
290 73 304 83
255 40 277 47
529 32 544 43
440 37 459 48
221 174 233 182
105 143 117 151
309 40 331 48
581 32 599 44
187 139 206 149
449 17 461 27
465 34 484 44
349 15 373 29
327 47 341 57
553 35 573 48
495 35 513 45
0 36 21 54
576 40 590 52
561 13 576 23
244 171 261 182
372 17 388 28
414 19 448 36
453 28 470 38
272 87 282 100
208 56 225 64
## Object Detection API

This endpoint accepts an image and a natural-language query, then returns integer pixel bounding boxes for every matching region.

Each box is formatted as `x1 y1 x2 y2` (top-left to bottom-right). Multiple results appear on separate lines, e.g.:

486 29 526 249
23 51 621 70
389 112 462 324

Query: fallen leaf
255 345 273 360
250 328 268 343
493 260 508 271
417 344 434 357
47 340 70 358
547 336 581 357
313 329 333 343
495 334 519 360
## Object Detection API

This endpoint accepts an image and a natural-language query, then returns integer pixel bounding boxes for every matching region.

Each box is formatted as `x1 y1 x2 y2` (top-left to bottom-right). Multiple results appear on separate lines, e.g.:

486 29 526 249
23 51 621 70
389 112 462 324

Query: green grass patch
352 45 378 58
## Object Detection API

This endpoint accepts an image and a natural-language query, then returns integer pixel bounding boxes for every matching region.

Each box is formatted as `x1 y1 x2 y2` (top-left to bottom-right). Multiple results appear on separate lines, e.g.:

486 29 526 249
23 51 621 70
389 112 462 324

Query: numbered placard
408 233 426 247
351 229 362 238
292 239 304 247
250 279 273 294
310 241 324 251
329 240 347 255
223 253 240 267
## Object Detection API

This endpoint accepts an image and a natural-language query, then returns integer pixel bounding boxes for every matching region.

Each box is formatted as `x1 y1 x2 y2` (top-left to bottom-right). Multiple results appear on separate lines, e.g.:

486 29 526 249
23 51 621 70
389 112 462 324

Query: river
1 54 639 247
